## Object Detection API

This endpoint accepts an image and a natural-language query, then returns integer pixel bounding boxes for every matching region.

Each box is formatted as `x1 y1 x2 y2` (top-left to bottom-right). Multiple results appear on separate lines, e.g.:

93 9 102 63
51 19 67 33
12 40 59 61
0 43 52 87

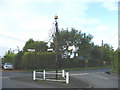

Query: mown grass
25 65 111 72
64 65 111 71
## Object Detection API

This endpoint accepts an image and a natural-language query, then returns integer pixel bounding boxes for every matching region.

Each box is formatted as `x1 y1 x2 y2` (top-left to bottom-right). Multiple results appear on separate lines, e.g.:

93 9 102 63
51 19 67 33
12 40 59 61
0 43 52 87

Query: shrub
4 54 16 65
21 52 56 69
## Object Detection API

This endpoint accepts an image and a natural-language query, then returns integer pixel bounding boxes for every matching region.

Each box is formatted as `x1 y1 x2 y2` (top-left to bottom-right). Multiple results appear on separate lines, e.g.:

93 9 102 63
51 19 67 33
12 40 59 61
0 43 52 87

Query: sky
0 0 118 57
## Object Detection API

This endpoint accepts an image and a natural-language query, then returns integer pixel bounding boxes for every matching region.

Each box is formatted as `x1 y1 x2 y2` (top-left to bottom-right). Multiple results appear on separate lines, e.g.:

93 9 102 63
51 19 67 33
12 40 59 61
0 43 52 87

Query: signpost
54 15 58 80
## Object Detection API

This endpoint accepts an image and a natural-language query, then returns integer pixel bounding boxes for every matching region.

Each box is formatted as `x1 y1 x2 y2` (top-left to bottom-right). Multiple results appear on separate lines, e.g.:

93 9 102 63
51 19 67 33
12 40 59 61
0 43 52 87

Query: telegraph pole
54 15 58 80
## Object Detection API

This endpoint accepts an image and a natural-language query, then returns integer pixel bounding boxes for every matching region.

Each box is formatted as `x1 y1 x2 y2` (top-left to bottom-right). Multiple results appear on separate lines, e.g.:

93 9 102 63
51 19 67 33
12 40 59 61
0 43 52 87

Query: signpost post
54 15 58 80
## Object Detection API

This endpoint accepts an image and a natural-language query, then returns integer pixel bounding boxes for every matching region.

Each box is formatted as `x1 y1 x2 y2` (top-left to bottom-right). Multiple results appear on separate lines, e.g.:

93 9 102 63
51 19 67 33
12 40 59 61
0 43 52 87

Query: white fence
33 70 69 84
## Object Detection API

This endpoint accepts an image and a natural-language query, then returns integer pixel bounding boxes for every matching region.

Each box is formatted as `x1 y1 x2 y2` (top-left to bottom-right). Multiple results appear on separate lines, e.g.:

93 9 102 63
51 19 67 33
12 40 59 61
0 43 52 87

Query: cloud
19 16 52 31
12 12 25 20
0 47 10 57
0 30 50 43
2 0 119 4
0 0 118 56
64 3 88 12
108 35 118 49
103 1 118 11
73 17 100 25
0 30 25 49
92 30 118 50
19 15 53 42
96 25 109 31
20 0 119 3
0 30 51 53
84 25 109 33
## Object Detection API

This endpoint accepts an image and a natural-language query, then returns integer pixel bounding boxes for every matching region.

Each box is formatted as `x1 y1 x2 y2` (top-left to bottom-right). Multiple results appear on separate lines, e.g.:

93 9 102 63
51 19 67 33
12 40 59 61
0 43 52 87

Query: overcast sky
0 0 118 57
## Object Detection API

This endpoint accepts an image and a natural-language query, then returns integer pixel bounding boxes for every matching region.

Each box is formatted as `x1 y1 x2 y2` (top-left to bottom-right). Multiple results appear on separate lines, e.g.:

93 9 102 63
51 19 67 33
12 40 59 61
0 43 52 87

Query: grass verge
64 65 111 71
24 65 111 72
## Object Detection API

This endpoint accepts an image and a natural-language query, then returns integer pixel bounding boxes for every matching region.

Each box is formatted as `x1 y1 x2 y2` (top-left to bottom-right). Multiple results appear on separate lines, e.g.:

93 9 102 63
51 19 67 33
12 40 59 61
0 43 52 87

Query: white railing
33 70 69 84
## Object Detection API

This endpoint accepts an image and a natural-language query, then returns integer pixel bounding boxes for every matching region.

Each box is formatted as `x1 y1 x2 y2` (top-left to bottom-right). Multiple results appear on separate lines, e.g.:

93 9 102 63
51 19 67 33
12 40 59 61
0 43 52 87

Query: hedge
21 52 56 69
4 54 16 65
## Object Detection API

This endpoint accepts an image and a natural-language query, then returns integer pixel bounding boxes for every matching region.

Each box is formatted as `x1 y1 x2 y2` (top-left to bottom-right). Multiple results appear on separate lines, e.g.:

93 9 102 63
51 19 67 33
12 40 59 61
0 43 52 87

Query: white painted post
43 70 45 80
62 70 65 78
33 70 36 80
66 72 69 84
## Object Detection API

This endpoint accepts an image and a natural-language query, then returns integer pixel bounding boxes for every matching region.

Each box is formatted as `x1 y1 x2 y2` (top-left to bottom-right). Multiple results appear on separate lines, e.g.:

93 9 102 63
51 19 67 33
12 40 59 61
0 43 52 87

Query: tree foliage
4 53 16 65
3 28 118 71
23 38 48 52
21 52 56 69
51 28 93 59
50 28 116 67
14 51 23 69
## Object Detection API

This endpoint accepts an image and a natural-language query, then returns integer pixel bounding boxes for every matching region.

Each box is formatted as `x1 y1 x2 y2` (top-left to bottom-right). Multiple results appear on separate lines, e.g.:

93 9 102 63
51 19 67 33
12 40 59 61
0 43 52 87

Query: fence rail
33 70 69 84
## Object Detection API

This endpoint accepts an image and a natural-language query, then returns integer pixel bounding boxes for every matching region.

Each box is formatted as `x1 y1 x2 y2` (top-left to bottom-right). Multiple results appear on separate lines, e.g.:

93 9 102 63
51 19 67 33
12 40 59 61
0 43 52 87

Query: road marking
90 72 109 80
1 77 8 79
92 72 105 74
70 73 89 76
70 72 108 80
90 74 109 80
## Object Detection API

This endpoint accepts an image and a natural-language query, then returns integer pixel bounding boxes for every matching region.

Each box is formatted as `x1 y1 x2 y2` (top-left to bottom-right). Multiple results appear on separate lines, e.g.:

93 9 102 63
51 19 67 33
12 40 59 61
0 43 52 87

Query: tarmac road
1 68 119 89
2 70 90 88
69 68 119 88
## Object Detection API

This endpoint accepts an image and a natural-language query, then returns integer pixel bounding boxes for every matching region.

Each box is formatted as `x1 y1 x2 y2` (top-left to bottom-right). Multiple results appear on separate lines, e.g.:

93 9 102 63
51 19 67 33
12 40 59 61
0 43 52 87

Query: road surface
2 70 90 88
70 68 119 88
1 68 119 89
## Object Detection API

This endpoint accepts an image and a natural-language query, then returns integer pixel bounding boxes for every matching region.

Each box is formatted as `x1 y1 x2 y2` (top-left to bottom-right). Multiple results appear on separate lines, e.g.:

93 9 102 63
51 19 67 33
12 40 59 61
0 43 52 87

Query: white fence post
33 70 36 80
62 70 65 78
43 70 45 80
66 72 69 84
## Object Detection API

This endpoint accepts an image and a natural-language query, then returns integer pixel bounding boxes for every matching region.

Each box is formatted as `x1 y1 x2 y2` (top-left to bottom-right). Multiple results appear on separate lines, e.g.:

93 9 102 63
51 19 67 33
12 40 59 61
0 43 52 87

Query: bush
111 50 118 74
21 52 56 69
4 54 16 65
14 51 23 69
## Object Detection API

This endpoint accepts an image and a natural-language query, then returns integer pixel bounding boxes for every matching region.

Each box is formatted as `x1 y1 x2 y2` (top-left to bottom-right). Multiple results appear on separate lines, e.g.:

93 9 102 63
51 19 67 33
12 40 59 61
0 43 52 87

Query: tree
77 33 93 60
111 49 119 74
89 45 102 66
23 39 48 52
50 28 93 59
23 38 34 52
103 44 113 65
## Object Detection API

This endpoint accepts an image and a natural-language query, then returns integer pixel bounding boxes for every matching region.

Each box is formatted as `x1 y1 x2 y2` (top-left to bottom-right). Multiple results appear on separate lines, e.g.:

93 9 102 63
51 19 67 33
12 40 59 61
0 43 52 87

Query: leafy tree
23 39 48 52
30 41 48 52
89 45 102 66
77 33 93 59
23 38 34 52
102 44 114 65
51 28 93 59
3 28 118 70
111 49 119 74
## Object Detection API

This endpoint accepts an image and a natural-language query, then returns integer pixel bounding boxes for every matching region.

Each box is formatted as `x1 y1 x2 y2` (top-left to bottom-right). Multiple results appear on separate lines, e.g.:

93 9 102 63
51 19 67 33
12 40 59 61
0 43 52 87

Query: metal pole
54 15 58 80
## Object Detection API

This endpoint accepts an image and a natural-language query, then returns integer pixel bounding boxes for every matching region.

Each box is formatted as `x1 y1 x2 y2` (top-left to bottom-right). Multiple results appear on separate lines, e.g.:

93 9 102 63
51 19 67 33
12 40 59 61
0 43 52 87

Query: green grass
64 65 111 71
39 79 44 82
111 68 118 75
24 65 111 72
